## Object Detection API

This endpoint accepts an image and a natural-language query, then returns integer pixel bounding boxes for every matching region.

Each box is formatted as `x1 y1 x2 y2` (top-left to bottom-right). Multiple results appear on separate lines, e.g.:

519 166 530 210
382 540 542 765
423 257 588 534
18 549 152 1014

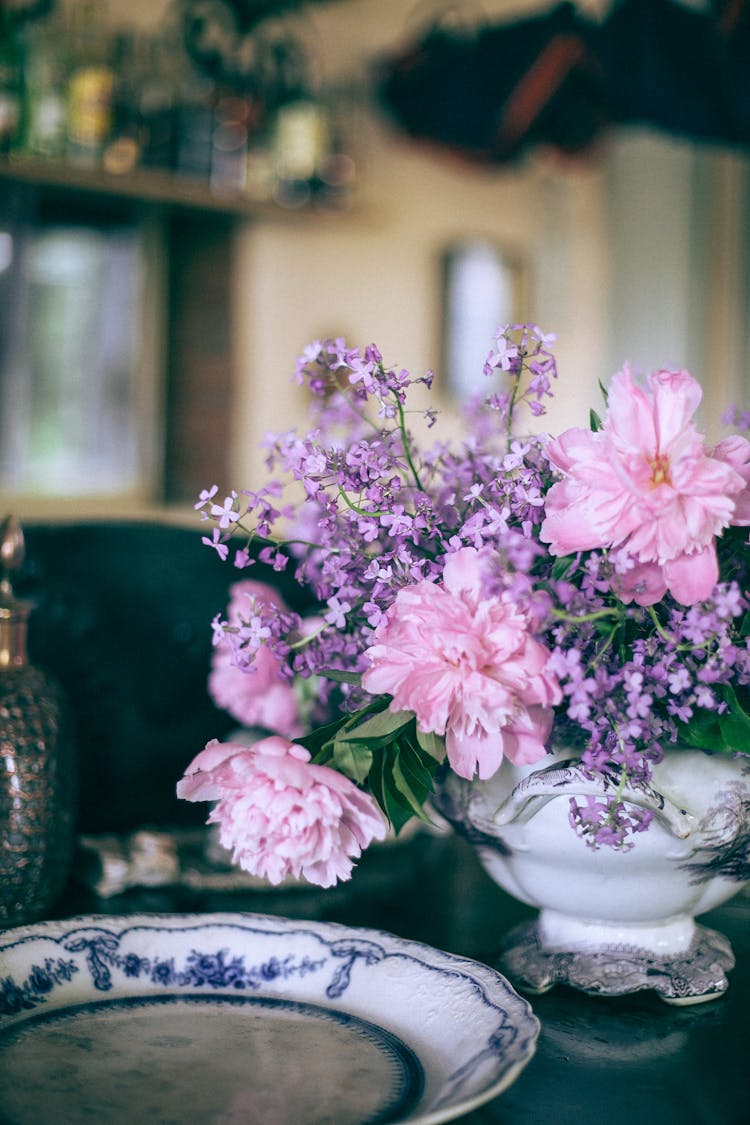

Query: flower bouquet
178 325 750 896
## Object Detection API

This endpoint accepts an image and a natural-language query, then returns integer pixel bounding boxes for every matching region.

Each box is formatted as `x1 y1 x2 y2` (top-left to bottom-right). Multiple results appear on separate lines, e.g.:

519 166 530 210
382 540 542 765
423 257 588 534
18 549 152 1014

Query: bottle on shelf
210 91 253 194
172 51 216 183
243 109 277 204
0 2 359 212
0 8 24 156
102 30 147 175
138 29 179 173
65 0 115 168
268 36 330 209
273 95 330 208
314 86 357 211
21 14 69 160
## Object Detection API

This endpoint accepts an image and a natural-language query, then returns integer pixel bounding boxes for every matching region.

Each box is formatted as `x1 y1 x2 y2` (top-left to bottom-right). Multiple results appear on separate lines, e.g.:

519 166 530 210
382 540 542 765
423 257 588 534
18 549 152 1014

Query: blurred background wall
1 0 748 514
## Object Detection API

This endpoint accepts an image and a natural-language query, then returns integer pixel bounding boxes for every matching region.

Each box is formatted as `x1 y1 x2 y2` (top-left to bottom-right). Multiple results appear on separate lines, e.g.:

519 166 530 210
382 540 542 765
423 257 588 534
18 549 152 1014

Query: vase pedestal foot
498 915 736 1005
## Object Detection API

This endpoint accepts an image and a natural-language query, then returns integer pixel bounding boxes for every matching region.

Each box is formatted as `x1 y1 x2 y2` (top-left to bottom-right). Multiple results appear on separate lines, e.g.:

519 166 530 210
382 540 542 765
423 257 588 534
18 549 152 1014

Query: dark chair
20 520 303 835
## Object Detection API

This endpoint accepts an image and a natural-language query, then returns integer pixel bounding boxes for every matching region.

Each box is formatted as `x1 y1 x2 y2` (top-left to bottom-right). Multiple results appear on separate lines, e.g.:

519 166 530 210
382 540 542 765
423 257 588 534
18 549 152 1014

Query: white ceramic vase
434 747 750 1004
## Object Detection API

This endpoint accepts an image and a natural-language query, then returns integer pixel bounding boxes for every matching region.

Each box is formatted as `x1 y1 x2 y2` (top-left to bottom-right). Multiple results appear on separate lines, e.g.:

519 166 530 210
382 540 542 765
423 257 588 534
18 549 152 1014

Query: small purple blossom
325 596 351 629
569 794 655 850
722 405 750 432
209 493 240 529
202 527 229 561
195 484 218 512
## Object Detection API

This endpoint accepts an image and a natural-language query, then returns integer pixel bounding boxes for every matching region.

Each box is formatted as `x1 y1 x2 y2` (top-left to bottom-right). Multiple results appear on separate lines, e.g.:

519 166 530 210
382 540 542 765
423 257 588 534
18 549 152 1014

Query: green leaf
390 750 432 821
741 612 750 638
724 682 750 718
368 748 413 834
589 408 603 432
598 378 609 404
369 733 440 829
400 734 436 791
676 684 750 754
415 728 446 762
336 708 414 747
551 555 577 582
400 731 439 780
719 712 750 753
717 684 750 753
300 697 404 775
296 713 350 762
366 748 387 815
321 669 362 685
676 708 722 752
396 739 437 812
330 739 373 785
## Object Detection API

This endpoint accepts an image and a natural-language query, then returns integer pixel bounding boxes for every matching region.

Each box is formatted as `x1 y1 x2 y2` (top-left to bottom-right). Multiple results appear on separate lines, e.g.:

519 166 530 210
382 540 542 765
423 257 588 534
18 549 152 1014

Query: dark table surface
16 523 749 1122
49 828 750 1125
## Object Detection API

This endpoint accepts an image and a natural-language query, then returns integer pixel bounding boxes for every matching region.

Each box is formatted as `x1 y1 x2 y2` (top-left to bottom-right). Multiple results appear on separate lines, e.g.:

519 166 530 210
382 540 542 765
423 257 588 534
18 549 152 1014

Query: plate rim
0 911 539 1125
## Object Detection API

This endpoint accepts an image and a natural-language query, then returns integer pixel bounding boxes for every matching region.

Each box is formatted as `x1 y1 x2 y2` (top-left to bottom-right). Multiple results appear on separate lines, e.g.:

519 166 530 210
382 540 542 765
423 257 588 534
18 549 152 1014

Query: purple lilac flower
196 325 750 850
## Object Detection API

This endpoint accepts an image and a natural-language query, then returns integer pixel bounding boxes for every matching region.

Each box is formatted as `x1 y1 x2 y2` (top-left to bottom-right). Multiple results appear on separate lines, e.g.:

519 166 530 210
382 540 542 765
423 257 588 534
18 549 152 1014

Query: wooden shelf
0 156 343 219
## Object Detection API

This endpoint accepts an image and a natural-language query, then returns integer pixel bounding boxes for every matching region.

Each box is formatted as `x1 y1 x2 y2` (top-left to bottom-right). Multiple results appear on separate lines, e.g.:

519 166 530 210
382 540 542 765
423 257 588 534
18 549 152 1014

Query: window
442 240 525 403
0 184 164 509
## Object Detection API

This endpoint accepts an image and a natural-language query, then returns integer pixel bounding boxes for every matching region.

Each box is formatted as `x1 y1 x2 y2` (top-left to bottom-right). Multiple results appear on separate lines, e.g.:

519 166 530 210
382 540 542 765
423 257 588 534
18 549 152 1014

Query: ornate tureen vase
435 746 750 1005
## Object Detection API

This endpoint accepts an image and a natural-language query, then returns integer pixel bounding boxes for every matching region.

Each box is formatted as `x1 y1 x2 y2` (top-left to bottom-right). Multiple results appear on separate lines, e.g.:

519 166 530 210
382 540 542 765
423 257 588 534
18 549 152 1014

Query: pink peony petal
611 559 668 607
662 545 719 606
208 649 302 737
176 739 248 801
713 434 750 525
648 368 702 449
445 727 503 781
226 579 288 621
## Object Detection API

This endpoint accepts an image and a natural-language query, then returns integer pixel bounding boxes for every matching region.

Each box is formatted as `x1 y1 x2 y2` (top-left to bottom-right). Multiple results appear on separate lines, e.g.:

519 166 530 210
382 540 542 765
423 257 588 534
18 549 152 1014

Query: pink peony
209 580 301 736
225 578 290 618
361 547 561 781
713 433 750 526
177 736 387 887
209 647 302 736
540 367 750 605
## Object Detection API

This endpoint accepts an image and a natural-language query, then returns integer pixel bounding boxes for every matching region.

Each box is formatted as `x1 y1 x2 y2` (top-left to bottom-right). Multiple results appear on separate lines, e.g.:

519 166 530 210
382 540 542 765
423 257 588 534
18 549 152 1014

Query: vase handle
491 759 697 840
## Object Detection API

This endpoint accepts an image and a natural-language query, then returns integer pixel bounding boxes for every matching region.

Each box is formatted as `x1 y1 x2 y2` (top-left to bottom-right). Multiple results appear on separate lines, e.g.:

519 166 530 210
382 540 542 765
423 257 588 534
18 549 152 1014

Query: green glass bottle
21 14 68 159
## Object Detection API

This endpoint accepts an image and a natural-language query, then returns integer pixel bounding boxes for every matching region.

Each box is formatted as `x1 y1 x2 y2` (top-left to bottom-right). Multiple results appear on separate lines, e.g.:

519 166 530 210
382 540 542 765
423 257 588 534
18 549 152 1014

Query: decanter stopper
0 515 77 925
0 514 32 668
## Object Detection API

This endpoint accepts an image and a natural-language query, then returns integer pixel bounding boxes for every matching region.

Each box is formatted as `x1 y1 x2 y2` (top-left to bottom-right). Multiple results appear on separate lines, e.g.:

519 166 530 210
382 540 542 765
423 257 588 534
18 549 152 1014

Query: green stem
339 400 381 435
287 620 327 650
551 606 621 625
647 606 716 653
283 537 338 553
612 764 629 804
336 484 390 519
647 605 676 644
505 378 521 452
230 521 336 556
589 621 621 668
603 765 631 825
393 391 425 491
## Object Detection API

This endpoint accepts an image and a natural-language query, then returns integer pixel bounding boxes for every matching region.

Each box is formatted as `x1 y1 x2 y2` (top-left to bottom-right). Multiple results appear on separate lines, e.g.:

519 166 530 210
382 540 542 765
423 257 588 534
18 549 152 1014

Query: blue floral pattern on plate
0 912 539 1124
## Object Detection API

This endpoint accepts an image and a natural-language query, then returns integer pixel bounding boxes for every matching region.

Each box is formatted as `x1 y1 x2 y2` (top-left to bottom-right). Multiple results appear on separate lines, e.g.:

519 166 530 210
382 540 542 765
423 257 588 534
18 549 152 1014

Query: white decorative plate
0 912 538 1125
